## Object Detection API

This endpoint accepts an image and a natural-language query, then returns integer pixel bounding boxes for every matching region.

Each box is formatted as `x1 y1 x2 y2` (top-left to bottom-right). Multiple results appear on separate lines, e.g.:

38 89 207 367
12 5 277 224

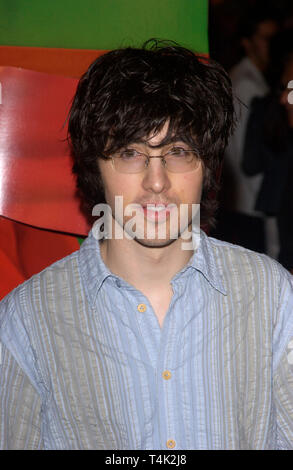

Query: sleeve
273 339 293 449
273 270 293 449
0 341 44 449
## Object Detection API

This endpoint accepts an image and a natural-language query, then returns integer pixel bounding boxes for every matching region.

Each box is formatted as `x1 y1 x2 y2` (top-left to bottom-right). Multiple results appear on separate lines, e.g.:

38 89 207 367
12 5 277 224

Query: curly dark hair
68 39 235 228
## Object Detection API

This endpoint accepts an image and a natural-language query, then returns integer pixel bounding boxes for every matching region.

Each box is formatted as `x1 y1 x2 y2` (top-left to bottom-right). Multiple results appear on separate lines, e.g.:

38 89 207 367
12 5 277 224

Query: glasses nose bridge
145 154 167 169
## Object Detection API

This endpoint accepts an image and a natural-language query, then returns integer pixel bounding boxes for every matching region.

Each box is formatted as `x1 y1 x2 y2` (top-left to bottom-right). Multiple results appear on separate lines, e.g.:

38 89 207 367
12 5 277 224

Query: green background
0 0 208 52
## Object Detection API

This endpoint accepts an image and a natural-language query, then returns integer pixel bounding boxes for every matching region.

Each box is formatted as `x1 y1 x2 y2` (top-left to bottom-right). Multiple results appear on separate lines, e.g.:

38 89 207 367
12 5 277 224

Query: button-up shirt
1 230 293 449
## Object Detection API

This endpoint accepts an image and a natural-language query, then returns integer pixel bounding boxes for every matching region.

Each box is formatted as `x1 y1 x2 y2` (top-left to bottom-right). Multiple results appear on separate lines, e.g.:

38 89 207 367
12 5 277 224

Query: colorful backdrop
0 0 208 51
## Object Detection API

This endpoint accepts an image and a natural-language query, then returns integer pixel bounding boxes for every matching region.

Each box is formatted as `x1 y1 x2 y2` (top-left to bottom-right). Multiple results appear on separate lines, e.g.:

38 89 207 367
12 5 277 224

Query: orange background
0 46 108 298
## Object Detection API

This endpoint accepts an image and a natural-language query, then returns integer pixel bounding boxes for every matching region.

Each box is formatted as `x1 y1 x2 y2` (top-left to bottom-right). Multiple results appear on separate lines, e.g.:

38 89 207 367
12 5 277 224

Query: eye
119 149 142 159
168 147 188 156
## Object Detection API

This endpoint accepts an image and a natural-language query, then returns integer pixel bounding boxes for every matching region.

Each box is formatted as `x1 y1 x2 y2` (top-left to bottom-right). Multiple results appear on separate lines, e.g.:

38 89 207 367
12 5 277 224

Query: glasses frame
111 149 200 174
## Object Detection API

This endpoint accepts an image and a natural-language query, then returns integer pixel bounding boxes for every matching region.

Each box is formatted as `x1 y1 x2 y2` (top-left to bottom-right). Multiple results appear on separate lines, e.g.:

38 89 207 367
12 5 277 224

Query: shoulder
0 249 80 329
207 236 293 331
209 234 293 337
0 249 81 385
208 235 288 284
206 236 293 308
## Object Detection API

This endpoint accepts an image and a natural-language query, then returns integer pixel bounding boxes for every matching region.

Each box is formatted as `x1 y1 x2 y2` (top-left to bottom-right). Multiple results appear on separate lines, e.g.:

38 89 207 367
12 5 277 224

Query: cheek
98 165 117 206
178 173 203 202
101 171 140 207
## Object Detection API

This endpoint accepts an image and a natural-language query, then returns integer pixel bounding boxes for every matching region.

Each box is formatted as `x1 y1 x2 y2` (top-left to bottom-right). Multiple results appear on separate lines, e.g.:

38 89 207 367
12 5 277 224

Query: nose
141 157 171 194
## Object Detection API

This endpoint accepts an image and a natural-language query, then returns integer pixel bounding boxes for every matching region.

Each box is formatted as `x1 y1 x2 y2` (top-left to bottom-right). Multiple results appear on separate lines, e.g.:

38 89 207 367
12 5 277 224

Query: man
242 29 293 274
215 11 278 255
0 40 293 450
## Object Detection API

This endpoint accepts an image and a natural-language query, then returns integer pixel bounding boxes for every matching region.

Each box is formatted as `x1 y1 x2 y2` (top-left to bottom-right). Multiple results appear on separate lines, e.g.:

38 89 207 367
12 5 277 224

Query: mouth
141 203 176 222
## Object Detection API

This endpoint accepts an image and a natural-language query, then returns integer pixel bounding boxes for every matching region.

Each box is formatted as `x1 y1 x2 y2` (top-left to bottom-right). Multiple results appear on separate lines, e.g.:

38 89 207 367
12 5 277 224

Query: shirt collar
78 228 227 307
78 230 114 307
174 229 227 295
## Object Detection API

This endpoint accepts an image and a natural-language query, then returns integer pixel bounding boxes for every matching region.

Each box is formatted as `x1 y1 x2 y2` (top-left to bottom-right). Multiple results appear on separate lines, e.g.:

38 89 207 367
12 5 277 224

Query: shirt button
137 303 147 313
166 439 176 449
162 370 172 380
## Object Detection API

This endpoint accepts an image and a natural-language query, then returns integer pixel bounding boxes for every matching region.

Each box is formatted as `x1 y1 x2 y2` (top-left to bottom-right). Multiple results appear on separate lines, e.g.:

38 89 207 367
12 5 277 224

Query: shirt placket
155 282 184 451
124 284 182 450
119 285 162 449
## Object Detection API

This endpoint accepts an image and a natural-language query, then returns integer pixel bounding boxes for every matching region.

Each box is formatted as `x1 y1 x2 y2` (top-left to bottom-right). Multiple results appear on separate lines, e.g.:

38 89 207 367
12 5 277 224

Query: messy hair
68 39 235 228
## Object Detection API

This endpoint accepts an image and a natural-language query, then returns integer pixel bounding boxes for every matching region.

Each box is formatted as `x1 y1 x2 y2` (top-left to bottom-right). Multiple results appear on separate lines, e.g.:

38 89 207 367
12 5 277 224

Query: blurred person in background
212 8 278 254
242 29 293 273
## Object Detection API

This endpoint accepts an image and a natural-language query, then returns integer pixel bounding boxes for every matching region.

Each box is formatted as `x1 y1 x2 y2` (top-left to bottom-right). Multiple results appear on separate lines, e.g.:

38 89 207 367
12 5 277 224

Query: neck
100 235 194 290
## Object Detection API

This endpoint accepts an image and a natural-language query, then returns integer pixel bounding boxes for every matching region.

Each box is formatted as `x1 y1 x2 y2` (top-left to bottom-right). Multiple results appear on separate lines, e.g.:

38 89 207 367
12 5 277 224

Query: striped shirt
1 229 293 450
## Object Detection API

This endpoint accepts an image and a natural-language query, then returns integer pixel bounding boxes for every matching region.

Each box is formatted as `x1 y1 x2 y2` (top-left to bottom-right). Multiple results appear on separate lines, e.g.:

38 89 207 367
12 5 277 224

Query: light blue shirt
1 230 293 449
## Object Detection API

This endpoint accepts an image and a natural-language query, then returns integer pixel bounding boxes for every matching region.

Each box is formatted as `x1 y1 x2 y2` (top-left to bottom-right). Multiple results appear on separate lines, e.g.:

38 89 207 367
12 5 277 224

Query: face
97 122 204 248
243 20 277 71
279 58 293 128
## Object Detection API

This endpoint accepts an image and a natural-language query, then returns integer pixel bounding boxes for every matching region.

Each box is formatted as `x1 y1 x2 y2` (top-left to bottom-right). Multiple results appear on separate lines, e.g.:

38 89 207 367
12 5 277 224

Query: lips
141 203 175 222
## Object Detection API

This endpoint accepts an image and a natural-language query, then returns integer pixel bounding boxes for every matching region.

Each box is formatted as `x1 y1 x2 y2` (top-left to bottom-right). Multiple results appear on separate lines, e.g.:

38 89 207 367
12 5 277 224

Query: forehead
144 122 172 147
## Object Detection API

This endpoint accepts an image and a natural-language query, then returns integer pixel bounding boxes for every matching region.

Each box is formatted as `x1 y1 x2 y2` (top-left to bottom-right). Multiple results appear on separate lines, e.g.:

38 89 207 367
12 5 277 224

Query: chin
133 236 177 249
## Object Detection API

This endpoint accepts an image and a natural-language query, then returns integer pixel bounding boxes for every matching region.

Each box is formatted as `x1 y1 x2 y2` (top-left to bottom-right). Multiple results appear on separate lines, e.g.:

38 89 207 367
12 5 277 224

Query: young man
0 40 293 450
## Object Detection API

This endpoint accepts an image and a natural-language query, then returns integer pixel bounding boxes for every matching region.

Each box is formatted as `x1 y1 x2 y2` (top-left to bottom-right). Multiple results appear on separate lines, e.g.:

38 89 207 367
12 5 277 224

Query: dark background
209 0 293 71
